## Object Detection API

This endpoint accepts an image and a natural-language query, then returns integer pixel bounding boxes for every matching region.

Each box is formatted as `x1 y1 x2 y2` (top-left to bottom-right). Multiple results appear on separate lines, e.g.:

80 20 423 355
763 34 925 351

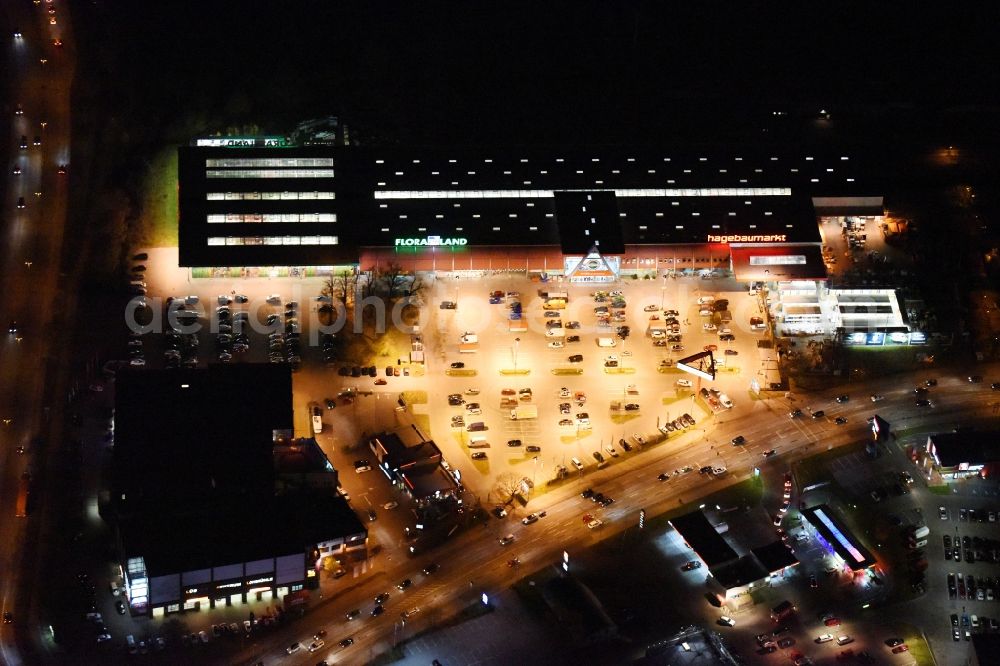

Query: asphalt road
0 2 73 664
222 364 1000 666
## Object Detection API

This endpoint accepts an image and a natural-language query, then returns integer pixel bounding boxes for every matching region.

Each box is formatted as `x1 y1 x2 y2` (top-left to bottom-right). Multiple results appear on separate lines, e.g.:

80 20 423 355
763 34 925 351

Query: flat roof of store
801 504 876 571
113 364 293 510
729 243 828 281
928 430 1000 467
751 541 800 573
178 144 878 266
669 511 738 568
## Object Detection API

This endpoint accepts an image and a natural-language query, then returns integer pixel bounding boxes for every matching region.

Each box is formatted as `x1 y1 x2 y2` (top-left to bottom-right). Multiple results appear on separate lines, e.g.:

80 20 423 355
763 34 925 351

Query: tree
492 472 522 506
381 262 407 298
338 270 359 305
408 274 428 302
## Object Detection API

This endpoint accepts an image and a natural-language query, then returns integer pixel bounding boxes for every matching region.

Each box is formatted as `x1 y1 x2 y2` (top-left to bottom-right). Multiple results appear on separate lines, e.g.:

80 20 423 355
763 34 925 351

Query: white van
461 332 478 344
697 296 715 305
571 457 584 470
469 435 489 448
597 337 616 347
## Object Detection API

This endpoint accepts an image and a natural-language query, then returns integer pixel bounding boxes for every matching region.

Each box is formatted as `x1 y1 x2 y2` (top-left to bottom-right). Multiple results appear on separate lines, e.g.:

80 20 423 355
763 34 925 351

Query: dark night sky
89 1 1000 144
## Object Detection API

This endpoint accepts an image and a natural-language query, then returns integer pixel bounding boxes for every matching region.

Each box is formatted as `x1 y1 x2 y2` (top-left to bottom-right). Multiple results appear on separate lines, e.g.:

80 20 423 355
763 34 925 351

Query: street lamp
512 337 520 371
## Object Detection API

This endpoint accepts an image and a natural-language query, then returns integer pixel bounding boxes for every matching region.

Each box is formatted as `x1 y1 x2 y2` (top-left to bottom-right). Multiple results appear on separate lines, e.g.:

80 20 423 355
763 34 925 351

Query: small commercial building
111 365 366 617
368 426 458 501
924 431 1000 481
800 504 876 572
670 510 799 601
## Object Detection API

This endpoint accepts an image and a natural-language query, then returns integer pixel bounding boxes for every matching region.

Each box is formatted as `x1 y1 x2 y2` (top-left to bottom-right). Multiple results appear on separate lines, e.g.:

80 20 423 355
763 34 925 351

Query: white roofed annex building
178 143 885 284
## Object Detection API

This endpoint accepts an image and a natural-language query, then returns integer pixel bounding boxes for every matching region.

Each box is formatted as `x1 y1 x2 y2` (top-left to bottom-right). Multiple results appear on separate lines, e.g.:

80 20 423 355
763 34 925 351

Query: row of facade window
622 256 729 265
373 187 792 199
207 214 337 223
206 169 335 179
205 158 334 168
207 236 339 246
206 191 336 201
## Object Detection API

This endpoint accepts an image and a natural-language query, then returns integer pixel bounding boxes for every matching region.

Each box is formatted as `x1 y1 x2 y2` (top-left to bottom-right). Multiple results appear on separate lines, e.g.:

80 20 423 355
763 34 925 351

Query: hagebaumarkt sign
394 236 468 247
706 234 787 243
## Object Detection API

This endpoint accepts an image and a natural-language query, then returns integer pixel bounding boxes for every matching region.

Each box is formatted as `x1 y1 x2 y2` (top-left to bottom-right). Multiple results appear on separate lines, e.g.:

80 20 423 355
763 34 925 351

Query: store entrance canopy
729 244 827 282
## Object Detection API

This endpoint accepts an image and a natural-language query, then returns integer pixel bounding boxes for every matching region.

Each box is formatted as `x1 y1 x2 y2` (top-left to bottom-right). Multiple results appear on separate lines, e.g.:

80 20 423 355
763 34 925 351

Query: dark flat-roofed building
710 555 769 591
751 541 800 574
178 142 884 282
367 426 458 500
707 542 800 601
925 430 1000 480
113 364 293 510
801 504 876 571
669 510 738 568
112 365 366 617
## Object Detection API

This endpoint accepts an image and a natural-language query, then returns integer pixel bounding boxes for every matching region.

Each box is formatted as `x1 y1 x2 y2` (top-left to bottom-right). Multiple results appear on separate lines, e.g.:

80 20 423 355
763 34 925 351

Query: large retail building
112 365 367 617
178 143 884 283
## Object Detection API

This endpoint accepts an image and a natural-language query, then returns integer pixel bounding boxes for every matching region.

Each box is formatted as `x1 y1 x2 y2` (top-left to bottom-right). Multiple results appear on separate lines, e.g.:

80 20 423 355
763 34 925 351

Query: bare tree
492 472 521 506
382 262 407 298
320 273 338 300
408 274 428 302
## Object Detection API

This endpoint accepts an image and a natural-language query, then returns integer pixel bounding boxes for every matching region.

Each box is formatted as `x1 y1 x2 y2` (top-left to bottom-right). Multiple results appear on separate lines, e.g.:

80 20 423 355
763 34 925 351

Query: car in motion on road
499 534 515 546
870 393 884 401
16 197 25 209
522 513 540 525
681 561 702 571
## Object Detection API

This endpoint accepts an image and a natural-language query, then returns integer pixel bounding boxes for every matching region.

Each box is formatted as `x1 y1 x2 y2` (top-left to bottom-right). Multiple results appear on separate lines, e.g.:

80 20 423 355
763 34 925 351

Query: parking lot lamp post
512 337 520 371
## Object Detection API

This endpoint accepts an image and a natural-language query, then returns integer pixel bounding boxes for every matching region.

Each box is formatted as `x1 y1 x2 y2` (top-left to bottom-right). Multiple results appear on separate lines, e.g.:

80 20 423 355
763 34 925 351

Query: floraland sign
394 236 468 247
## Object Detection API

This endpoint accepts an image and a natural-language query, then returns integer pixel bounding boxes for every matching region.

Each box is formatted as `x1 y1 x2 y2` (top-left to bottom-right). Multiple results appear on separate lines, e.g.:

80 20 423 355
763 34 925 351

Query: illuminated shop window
206 169 335 178
205 158 334 167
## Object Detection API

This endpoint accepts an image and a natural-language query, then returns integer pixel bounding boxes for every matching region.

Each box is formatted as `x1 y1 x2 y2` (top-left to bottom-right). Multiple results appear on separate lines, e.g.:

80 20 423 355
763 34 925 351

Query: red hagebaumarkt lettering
706 234 788 243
